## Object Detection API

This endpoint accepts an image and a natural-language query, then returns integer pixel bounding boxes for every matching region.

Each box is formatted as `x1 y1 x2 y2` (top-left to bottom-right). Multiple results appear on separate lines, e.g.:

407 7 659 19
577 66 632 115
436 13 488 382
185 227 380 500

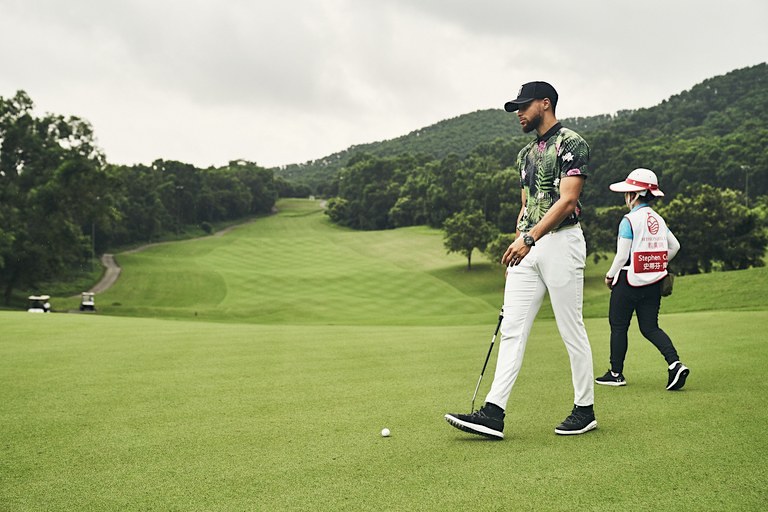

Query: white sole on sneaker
555 419 597 435
666 365 690 390
595 379 626 387
444 414 504 439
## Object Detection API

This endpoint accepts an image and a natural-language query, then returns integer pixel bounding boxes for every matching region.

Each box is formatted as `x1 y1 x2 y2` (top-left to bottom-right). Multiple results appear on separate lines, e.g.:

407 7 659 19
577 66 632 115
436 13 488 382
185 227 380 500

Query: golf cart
27 295 51 313
80 292 96 312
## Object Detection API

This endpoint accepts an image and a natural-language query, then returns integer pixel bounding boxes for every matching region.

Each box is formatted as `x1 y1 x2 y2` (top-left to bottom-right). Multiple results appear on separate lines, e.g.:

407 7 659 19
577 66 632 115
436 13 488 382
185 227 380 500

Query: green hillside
275 63 768 199
275 109 618 190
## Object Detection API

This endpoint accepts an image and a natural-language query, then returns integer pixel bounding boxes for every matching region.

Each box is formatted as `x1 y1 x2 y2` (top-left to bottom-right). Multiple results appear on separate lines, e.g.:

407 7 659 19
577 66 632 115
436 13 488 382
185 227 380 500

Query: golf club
470 307 504 412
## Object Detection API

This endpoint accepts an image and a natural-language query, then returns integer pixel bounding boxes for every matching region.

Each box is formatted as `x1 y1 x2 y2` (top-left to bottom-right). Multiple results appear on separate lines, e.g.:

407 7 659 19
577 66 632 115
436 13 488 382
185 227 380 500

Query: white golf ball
381 428 391 437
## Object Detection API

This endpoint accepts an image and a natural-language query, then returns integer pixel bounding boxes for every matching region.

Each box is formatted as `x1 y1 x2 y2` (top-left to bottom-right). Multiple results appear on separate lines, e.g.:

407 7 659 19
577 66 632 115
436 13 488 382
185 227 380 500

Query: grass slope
53 198 768 324
2 199 767 511
74 199 494 326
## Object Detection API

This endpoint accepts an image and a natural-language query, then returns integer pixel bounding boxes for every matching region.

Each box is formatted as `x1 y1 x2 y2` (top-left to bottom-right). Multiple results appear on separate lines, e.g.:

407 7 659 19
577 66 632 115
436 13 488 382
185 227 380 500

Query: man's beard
522 113 541 133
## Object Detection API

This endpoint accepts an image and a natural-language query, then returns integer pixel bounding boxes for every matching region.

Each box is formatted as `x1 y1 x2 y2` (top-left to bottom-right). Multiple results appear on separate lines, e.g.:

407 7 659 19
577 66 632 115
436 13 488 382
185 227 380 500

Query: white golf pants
485 226 595 410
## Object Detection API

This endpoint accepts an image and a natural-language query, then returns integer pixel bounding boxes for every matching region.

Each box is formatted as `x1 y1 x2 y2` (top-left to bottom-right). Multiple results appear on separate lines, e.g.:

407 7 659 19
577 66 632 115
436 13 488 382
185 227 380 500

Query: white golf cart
80 292 96 312
27 295 51 313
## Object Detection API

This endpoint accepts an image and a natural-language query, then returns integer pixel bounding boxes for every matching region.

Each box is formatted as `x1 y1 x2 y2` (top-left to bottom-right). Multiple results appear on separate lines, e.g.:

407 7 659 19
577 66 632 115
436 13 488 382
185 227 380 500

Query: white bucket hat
609 168 664 197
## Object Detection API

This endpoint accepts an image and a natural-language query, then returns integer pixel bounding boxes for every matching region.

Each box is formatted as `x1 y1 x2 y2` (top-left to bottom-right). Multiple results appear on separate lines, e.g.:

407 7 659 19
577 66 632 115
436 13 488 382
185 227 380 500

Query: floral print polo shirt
515 122 590 232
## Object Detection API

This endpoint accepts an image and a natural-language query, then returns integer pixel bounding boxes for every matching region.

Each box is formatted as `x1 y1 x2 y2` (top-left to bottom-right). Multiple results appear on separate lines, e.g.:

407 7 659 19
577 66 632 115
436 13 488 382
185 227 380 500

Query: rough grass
2 198 767 511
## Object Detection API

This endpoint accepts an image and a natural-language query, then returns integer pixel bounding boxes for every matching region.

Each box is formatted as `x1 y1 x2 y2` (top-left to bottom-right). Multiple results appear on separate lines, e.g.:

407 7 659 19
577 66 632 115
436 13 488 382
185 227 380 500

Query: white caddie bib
622 206 669 286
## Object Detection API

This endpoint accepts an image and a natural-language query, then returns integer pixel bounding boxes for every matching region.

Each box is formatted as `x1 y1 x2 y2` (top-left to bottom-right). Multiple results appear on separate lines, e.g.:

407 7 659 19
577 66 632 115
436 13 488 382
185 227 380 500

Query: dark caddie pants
608 270 679 374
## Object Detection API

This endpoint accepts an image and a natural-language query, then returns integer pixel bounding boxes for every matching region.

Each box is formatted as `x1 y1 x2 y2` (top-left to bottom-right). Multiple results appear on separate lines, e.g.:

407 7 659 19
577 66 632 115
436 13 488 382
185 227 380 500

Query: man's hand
604 276 613 289
502 236 531 266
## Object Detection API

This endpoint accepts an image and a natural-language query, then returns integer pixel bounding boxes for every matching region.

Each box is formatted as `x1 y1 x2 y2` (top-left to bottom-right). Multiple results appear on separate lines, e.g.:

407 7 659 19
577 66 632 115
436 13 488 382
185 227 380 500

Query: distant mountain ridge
275 108 622 191
275 63 768 192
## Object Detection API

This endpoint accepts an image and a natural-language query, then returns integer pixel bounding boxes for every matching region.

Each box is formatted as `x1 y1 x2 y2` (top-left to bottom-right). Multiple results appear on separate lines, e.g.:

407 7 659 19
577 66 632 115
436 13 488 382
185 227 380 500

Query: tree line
0 91 309 304
322 64 768 273
324 147 767 273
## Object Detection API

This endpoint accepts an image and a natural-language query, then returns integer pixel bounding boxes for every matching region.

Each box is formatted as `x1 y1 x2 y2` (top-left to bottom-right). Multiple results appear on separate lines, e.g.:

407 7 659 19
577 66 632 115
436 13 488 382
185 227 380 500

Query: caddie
597 168 690 390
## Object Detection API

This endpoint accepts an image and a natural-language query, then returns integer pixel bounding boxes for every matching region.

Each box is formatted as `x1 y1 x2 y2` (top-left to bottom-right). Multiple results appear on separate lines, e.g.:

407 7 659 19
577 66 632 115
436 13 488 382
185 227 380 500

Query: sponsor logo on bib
647 214 660 235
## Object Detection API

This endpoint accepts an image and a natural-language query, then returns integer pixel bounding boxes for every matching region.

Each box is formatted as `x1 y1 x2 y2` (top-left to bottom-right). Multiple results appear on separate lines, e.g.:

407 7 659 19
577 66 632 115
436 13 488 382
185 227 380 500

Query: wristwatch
523 234 535 247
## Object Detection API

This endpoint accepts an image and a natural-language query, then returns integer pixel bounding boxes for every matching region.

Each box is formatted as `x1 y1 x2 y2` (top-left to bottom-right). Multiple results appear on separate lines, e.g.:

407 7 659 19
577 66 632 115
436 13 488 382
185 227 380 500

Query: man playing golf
446 81 596 438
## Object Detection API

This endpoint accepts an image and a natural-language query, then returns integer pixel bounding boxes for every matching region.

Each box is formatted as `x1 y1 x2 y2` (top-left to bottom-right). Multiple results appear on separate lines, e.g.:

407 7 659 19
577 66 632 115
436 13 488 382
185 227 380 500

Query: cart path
89 254 122 294
87 221 249 295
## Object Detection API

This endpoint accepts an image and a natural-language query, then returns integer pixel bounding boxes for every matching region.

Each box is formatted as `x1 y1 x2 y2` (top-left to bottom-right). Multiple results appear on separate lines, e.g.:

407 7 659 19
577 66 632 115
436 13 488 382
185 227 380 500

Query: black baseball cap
504 81 558 112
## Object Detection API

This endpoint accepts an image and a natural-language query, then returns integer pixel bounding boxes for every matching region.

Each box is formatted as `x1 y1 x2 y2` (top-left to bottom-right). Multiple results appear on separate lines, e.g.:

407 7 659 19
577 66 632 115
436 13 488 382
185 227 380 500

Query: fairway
2 199 767 511
86 199 497 325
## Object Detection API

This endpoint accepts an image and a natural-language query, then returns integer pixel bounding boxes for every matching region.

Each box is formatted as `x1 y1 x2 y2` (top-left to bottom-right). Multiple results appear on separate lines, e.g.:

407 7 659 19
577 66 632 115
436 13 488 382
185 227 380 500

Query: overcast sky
2 0 766 169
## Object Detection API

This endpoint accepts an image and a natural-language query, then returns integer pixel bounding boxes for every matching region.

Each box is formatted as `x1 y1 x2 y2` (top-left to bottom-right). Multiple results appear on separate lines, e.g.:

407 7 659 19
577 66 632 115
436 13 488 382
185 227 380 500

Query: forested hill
275 63 768 194
275 109 620 191
604 63 768 140
586 63 767 204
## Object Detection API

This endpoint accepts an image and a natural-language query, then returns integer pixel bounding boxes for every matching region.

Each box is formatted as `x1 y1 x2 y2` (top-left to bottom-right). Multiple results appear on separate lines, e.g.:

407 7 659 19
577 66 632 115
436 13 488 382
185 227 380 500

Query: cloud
1 0 766 168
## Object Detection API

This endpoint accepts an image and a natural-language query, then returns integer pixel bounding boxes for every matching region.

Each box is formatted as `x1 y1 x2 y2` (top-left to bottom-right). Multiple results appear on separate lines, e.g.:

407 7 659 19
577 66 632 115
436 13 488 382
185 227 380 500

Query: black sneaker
666 362 690 390
445 403 505 439
554 405 597 435
595 370 627 387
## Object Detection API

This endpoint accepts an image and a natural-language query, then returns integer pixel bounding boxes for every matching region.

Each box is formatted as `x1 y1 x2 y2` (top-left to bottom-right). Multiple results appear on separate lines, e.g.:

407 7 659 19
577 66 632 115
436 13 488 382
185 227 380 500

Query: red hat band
625 178 658 190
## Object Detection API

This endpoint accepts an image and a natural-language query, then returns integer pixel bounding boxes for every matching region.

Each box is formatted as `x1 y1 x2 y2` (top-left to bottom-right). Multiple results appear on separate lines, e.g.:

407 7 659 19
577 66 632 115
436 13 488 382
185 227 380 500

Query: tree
324 197 350 226
110 163 174 244
329 153 423 230
484 232 516 266
0 90 113 304
225 160 277 214
657 185 767 274
443 210 497 270
580 205 627 263
274 176 312 198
